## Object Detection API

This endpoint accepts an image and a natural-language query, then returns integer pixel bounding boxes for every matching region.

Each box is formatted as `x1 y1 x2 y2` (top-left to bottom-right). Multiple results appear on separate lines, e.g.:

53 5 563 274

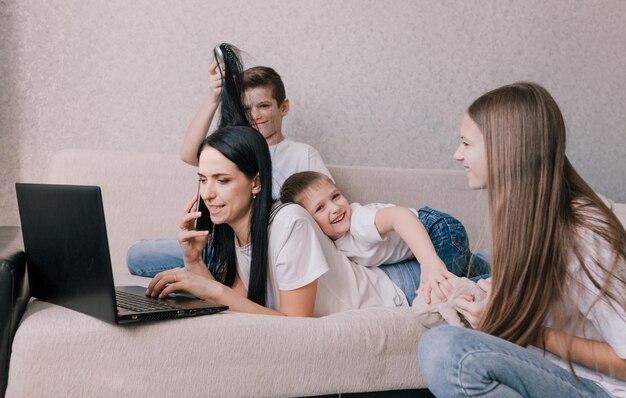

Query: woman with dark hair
146 125 325 314
418 82 626 397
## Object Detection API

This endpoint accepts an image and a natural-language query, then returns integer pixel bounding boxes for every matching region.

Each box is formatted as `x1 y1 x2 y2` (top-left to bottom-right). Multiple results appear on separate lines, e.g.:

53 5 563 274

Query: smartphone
194 182 213 231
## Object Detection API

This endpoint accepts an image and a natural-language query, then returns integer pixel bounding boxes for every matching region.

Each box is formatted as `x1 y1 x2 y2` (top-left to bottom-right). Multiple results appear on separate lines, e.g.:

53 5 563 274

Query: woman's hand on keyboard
146 267 223 302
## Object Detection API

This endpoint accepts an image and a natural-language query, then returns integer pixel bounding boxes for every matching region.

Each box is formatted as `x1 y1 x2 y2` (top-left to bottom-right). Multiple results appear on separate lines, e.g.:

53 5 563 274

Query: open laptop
15 183 228 324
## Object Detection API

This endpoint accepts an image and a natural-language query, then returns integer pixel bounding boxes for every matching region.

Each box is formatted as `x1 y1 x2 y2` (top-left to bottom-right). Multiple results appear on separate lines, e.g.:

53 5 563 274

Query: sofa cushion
7 298 428 397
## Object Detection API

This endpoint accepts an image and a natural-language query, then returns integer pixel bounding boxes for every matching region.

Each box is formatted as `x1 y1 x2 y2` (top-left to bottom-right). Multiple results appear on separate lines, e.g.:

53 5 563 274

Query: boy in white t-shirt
127 64 332 276
280 171 477 304
180 64 332 197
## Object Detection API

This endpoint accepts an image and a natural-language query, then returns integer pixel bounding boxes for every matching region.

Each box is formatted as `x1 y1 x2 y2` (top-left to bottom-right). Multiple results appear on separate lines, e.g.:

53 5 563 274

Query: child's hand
207 60 223 104
417 259 456 304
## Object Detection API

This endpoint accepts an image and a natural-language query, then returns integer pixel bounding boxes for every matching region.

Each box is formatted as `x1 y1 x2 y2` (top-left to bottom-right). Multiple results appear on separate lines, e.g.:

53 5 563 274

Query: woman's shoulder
270 202 315 225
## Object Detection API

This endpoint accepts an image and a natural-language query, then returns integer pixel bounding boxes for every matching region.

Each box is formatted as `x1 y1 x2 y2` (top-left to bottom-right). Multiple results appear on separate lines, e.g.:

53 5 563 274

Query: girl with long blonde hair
418 82 626 397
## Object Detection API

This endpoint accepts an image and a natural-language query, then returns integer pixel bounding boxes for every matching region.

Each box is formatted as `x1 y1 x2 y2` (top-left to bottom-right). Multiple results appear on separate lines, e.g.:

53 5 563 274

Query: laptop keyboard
115 290 178 312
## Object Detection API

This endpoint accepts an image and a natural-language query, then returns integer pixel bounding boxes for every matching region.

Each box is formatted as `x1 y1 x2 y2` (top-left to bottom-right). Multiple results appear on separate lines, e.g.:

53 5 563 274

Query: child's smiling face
297 179 352 241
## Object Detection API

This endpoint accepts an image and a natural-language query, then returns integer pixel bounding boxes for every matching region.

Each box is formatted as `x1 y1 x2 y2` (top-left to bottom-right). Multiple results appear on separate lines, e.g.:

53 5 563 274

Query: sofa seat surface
7 297 427 398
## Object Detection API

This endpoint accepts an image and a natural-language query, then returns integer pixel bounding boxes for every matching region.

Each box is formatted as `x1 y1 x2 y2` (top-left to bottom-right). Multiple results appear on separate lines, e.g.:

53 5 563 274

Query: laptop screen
16 183 118 322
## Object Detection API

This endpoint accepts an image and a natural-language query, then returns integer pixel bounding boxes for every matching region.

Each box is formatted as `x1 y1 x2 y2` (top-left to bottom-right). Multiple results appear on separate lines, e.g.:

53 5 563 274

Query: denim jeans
379 207 490 304
127 239 184 276
470 249 491 282
418 326 610 398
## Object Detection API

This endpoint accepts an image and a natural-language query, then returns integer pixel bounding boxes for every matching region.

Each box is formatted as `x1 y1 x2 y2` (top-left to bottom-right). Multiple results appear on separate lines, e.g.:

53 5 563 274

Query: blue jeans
418 326 610 397
471 249 491 281
127 239 184 276
379 207 490 304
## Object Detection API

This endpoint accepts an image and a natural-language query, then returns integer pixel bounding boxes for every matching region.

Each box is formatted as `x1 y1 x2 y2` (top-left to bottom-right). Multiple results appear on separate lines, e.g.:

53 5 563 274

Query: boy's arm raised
180 60 222 166
375 206 455 304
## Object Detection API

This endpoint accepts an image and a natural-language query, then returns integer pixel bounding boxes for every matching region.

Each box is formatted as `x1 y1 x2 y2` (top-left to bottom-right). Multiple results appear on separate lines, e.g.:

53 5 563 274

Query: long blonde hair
468 82 626 349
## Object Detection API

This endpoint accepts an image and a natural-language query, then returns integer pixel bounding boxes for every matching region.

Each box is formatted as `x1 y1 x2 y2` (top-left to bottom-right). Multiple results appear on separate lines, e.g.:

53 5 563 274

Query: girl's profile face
197 147 259 235
454 113 488 190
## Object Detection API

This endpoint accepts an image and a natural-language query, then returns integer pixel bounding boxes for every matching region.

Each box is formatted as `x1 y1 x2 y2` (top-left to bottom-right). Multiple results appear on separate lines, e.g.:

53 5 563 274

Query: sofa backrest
47 149 196 275
45 149 489 275
329 165 489 250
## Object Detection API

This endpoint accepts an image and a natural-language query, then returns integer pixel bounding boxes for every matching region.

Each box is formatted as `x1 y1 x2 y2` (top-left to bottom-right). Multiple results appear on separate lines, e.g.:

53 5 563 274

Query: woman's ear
251 173 261 195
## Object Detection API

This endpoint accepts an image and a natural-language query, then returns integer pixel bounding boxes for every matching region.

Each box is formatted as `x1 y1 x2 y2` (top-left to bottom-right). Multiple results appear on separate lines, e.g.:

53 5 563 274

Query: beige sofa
6 149 625 397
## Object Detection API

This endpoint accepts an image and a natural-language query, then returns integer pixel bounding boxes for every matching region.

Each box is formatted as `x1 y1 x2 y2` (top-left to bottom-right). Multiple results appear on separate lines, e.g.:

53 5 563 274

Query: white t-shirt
529 225 626 397
334 203 419 267
235 204 407 316
269 139 333 199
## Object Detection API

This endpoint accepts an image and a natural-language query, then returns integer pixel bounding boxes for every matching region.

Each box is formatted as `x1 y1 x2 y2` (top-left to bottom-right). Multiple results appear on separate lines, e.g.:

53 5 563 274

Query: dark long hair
201 127 273 306
197 43 273 306
215 43 249 128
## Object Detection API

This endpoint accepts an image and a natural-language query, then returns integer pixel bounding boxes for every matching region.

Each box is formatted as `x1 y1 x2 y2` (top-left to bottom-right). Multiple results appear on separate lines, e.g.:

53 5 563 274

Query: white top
334 203 419 267
269 138 333 199
529 224 626 397
235 204 408 316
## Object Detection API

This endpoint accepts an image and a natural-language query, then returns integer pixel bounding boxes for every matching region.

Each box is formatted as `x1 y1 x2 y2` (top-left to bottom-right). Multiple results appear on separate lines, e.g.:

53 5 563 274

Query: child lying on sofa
279 171 485 304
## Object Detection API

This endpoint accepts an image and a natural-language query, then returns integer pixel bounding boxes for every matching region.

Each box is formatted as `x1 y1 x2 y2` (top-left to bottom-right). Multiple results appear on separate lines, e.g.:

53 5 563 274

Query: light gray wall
2 0 625 226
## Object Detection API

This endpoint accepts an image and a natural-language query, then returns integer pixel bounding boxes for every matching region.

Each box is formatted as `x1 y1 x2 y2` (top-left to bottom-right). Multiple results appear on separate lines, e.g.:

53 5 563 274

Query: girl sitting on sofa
418 82 626 397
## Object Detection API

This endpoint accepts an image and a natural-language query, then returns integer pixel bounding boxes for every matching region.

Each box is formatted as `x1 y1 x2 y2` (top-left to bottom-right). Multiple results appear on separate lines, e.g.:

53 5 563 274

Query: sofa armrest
0 227 30 397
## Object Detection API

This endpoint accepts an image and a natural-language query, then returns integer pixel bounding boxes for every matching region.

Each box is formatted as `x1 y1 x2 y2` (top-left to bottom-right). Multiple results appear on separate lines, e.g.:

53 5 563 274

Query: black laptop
15 183 228 324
